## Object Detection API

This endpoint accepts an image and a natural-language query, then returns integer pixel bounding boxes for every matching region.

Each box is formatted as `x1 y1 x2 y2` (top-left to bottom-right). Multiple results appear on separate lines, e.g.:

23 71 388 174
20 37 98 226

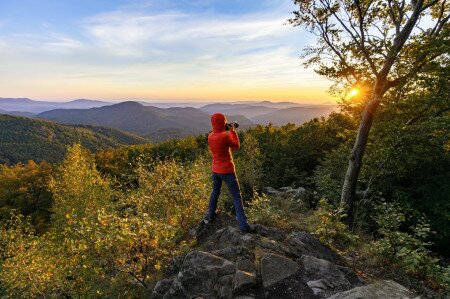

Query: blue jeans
207 172 250 230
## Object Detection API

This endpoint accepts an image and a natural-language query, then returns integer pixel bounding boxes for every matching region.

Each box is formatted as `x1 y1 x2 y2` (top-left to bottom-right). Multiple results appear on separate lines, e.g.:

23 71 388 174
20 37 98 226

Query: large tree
290 0 449 219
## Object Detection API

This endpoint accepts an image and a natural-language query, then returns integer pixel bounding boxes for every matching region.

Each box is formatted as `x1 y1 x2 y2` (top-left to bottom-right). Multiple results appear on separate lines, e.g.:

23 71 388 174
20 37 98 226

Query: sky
0 0 334 103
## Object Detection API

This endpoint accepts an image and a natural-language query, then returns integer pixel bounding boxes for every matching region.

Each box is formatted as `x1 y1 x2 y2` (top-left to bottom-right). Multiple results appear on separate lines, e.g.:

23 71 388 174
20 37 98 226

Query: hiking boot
204 212 216 223
197 212 216 230
240 224 256 234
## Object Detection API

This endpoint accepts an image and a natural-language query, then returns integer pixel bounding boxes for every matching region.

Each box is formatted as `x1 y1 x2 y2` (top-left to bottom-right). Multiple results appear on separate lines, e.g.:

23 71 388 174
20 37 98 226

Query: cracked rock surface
151 213 418 299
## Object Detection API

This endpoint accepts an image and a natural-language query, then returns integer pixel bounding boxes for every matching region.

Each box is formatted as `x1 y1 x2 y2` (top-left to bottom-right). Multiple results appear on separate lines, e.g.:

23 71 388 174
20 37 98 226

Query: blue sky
0 0 332 103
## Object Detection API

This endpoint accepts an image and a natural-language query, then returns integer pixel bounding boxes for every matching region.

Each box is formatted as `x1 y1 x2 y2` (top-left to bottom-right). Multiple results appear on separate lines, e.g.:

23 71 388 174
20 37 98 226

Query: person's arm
228 129 240 150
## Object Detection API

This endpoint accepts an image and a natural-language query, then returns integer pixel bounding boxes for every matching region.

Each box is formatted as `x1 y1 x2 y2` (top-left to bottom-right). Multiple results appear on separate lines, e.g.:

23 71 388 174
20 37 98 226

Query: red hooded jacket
208 113 240 174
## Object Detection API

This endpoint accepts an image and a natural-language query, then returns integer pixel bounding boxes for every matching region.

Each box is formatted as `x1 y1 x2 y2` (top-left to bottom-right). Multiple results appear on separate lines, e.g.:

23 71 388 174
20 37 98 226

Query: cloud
0 0 333 102
81 9 294 58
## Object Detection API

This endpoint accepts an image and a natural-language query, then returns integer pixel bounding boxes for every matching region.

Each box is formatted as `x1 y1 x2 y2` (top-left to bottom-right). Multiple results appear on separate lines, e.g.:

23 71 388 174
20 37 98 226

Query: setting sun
349 89 359 97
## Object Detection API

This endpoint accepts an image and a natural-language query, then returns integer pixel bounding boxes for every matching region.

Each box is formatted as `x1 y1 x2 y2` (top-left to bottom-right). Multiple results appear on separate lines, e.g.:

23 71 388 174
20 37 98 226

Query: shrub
0 145 211 297
311 198 358 248
247 192 287 227
371 201 449 287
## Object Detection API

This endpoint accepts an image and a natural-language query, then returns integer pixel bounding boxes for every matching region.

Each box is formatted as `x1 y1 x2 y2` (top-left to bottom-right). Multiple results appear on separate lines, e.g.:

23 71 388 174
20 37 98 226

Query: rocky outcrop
264 186 308 198
328 280 420 299
259 253 300 288
151 213 417 299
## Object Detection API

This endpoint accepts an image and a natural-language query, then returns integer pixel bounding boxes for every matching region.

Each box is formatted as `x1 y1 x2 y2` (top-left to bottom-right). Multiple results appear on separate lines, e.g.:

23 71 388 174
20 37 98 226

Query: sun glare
349 89 359 97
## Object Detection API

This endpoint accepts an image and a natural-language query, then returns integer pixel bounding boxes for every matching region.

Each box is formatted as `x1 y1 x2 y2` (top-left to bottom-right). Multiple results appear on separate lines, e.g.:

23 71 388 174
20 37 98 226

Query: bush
247 192 287 227
0 161 53 233
0 145 211 297
310 198 358 248
371 201 449 287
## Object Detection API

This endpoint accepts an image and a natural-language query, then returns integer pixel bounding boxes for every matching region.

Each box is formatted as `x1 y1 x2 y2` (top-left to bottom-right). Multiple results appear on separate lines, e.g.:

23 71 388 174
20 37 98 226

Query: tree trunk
340 82 385 220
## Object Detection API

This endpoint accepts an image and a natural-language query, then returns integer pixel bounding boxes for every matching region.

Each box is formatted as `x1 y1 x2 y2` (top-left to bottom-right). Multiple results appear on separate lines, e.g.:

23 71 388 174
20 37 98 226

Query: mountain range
251 105 336 126
1 98 338 143
0 98 110 114
37 101 255 142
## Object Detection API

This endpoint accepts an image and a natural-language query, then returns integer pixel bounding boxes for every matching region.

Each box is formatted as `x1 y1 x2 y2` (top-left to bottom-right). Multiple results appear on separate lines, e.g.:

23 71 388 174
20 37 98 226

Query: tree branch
379 0 424 80
312 12 361 82
325 0 379 75
420 0 440 12
383 51 444 93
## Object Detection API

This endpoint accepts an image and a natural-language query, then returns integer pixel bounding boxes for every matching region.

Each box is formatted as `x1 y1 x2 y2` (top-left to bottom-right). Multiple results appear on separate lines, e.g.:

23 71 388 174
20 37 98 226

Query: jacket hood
211 113 227 133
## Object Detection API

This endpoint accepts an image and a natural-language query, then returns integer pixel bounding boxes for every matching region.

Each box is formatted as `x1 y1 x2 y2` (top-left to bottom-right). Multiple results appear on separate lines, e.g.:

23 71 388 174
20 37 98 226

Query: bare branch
388 0 401 35
309 10 361 82
323 0 379 75
379 0 424 79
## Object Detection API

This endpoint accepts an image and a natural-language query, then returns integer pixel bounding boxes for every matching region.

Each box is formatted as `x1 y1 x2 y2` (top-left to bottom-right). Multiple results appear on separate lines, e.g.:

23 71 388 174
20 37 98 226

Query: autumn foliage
0 144 209 297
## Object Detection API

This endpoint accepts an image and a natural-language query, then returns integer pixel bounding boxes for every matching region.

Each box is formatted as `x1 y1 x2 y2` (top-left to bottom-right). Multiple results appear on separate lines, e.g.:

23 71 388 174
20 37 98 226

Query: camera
225 122 239 130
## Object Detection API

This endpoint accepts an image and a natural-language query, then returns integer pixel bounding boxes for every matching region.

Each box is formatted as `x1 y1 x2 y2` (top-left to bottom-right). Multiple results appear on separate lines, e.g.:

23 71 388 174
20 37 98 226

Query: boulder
288 231 341 263
233 270 257 292
204 226 256 251
256 272 317 299
296 187 308 195
254 224 286 241
263 186 308 199
264 186 281 196
259 253 300 288
235 257 255 272
211 245 253 261
196 212 239 244
151 278 174 299
162 251 236 299
327 280 419 299
255 237 292 257
302 255 363 298
151 213 417 299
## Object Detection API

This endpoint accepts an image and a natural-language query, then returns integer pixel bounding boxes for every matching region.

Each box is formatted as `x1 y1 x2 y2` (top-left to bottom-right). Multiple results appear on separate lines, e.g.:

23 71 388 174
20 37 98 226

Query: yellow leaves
1 157 210 297
97 213 109 226
155 261 161 270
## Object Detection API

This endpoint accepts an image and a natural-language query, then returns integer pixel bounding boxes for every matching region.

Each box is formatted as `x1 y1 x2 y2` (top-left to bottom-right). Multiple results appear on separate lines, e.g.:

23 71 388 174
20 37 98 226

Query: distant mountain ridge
38 101 255 142
0 114 148 164
0 108 36 118
0 98 111 113
1 97 338 142
252 106 337 126
199 104 279 118
200 103 337 125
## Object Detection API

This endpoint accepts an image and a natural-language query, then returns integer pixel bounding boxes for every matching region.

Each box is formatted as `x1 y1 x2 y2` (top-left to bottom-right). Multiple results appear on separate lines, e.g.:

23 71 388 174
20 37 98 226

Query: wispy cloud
81 9 294 57
0 0 332 102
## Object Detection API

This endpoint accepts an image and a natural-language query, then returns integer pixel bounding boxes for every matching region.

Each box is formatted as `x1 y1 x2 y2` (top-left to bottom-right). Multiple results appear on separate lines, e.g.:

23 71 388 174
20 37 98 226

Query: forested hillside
0 115 148 164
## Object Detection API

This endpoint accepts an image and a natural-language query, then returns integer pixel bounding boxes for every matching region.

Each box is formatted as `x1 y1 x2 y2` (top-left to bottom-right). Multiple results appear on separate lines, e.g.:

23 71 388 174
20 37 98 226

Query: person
203 113 254 233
